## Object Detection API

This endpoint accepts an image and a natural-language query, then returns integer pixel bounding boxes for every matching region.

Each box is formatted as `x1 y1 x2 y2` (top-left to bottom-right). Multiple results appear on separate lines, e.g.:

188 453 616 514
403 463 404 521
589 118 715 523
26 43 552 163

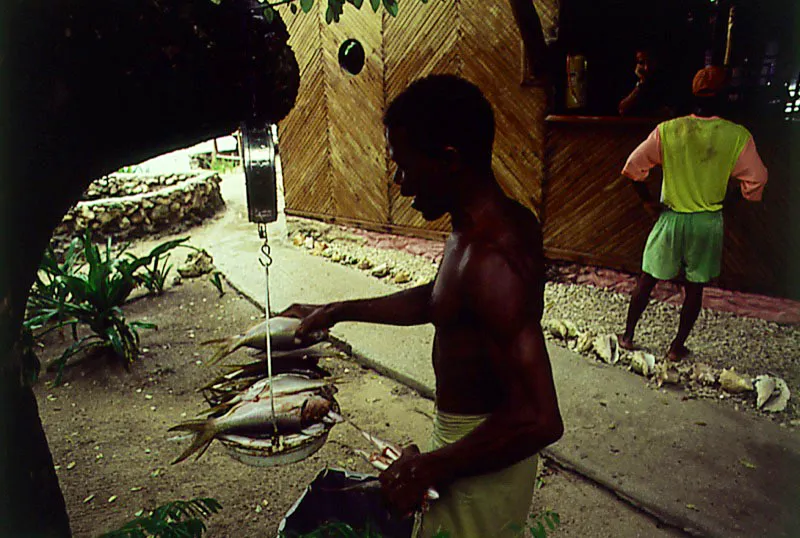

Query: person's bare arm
380 249 563 514
618 84 643 116
508 0 548 80
280 282 434 338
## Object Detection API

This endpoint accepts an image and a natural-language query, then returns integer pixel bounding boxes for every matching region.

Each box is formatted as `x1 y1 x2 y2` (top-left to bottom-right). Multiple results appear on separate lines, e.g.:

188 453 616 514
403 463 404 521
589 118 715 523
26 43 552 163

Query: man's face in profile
387 127 453 222
635 51 657 81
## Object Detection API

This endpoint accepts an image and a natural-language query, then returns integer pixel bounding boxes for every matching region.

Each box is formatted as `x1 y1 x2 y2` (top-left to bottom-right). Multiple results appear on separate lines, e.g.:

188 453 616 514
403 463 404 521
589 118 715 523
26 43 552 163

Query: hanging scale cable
258 223 278 436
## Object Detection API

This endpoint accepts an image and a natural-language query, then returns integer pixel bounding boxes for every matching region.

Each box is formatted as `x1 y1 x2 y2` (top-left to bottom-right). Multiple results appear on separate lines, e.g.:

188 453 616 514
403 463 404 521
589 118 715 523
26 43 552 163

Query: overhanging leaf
382 0 398 16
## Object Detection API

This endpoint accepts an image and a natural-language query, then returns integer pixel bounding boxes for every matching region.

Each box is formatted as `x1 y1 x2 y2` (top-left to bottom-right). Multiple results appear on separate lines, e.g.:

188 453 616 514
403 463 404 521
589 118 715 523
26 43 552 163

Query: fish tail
199 337 229 346
168 419 216 464
204 340 240 366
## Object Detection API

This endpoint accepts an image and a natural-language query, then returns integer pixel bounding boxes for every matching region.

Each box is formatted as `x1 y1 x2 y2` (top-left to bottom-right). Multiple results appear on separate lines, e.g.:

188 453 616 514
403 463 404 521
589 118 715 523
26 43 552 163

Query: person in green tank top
617 66 768 361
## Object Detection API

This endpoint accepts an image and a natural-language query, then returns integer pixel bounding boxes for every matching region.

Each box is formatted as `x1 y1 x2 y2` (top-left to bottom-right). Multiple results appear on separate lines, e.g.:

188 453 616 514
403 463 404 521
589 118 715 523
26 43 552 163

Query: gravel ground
286 218 800 424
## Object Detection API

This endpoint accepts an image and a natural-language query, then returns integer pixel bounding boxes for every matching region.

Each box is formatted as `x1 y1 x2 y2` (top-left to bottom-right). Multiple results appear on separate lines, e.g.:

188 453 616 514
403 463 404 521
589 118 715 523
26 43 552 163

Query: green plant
131 238 190 296
209 156 240 174
26 237 86 339
528 510 560 538
135 253 173 296
117 164 144 174
98 497 222 538
24 230 188 383
211 0 410 24
209 271 225 297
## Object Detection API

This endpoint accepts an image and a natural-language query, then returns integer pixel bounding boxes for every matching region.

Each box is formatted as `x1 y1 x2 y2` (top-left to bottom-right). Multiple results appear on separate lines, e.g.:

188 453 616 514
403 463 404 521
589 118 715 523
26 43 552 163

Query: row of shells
542 318 791 413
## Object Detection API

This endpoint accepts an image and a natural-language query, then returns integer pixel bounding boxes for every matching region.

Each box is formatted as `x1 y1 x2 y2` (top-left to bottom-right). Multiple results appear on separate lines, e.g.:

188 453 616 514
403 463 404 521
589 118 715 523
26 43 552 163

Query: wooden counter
542 114 799 299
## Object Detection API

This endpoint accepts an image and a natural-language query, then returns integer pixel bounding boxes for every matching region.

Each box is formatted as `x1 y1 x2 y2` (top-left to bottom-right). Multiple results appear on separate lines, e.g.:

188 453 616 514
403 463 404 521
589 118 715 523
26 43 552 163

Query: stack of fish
170 317 343 466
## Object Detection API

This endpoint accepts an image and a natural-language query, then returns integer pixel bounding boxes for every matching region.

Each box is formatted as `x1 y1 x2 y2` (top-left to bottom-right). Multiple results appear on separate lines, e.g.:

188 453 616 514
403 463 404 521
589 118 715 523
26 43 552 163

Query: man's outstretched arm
280 282 434 338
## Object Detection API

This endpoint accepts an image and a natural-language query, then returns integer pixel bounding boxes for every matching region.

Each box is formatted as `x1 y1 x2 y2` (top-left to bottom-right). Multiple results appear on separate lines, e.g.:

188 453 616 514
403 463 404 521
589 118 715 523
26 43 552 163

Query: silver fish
202 317 327 366
169 392 331 464
204 374 339 414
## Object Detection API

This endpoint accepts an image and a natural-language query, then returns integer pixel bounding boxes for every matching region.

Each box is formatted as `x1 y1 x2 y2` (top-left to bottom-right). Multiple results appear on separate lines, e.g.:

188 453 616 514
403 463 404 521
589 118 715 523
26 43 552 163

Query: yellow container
566 54 588 109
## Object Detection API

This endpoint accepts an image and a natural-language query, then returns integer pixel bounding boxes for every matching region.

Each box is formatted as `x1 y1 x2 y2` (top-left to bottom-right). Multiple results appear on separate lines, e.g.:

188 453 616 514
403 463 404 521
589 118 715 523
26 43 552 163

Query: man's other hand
379 444 432 518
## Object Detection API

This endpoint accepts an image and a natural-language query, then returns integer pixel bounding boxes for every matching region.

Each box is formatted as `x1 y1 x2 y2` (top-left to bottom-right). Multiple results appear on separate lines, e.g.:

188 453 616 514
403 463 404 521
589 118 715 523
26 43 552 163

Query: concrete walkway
137 171 800 537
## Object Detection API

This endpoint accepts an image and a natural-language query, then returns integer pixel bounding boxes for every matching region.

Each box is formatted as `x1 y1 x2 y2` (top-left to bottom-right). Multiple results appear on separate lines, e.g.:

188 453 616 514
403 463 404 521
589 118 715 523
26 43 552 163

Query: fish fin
167 418 207 433
171 430 215 465
204 340 241 366
199 337 229 346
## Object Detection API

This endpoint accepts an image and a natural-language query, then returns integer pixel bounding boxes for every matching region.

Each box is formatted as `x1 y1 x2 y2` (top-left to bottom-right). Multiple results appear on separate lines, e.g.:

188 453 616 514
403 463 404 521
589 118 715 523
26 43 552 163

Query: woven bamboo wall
280 7 333 218
461 0 547 219
280 0 552 237
322 6 387 224
543 120 656 270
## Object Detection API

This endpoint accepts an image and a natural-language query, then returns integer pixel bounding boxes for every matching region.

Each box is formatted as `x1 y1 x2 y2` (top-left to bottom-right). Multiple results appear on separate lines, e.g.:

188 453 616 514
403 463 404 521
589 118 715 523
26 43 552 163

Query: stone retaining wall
55 172 224 241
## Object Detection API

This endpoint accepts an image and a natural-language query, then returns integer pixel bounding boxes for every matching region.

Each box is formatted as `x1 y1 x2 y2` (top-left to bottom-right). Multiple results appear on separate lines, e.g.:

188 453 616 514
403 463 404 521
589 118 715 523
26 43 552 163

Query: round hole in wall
338 39 365 75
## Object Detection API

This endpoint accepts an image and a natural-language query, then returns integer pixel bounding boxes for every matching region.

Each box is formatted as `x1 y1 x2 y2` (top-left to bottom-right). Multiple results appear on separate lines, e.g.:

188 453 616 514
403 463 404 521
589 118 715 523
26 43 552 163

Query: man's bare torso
430 198 545 414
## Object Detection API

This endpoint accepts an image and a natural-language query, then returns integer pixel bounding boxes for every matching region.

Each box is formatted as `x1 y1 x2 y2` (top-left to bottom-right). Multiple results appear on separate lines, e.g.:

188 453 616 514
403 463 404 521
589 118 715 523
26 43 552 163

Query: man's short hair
383 75 495 169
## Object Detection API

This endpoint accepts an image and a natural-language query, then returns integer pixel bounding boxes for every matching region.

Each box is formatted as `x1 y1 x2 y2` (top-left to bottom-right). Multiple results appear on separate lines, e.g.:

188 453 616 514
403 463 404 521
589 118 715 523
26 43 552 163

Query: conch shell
654 363 681 386
719 368 754 393
575 331 596 353
593 334 619 364
690 363 717 386
544 319 579 340
630 351 656 377
755 375 790 413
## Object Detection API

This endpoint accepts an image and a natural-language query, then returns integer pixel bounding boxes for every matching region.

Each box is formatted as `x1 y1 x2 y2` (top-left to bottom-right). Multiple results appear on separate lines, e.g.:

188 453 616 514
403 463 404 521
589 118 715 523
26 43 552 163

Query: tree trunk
1 1 300 535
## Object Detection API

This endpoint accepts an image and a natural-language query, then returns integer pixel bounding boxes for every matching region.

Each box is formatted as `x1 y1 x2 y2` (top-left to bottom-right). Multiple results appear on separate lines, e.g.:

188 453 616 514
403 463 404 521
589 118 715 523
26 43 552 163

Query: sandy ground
34 277 684 538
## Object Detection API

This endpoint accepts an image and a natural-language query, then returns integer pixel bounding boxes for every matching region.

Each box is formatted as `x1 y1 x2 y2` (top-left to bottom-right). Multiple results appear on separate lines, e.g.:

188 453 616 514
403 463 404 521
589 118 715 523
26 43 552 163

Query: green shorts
642 210 723 284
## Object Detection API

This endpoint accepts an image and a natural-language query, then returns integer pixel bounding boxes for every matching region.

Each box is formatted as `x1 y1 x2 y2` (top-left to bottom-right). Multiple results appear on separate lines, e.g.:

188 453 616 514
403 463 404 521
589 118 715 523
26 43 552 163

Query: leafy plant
135 253 173 296
528 510 560 538
98 497 222 538
211 0 407 24
131 238 190 296
24 230 189 383
26 237 86 339
209 271 225 297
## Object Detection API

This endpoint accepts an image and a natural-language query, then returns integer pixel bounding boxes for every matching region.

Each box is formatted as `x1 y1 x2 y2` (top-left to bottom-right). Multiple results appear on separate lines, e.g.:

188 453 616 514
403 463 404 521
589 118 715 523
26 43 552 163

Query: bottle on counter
565 53 588 110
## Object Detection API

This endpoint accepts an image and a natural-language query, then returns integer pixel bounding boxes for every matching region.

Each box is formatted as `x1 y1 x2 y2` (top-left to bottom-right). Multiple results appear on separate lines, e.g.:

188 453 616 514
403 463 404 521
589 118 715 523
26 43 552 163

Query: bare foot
617 334 637 351
666 343 691 362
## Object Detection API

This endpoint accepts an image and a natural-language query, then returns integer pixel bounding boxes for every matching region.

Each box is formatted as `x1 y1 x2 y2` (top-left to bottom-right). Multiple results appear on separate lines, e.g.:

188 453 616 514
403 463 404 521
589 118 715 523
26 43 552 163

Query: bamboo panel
322 6 387 223
279 8 333 216
717 123 799 298
543 123 655 272
461 0 548 220
534 0 560 43
384 0 459 232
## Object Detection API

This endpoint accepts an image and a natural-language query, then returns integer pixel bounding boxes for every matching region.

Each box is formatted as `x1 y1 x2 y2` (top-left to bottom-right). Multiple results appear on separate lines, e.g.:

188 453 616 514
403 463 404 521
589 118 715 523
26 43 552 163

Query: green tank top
658 116 751 212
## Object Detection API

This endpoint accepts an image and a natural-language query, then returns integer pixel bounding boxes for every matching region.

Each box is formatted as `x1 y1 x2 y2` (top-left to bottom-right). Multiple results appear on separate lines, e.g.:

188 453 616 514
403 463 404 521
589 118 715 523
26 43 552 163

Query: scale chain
258 224 278 436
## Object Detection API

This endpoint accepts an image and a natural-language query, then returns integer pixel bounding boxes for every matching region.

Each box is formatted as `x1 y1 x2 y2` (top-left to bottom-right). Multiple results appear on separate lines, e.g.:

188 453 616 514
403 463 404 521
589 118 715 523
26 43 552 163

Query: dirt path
35 278 683 537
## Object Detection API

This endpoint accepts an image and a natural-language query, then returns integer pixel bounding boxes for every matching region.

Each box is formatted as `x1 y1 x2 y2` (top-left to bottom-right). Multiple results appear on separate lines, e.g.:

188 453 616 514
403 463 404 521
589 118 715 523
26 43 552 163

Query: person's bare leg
667 281 704 361
618 273 658 350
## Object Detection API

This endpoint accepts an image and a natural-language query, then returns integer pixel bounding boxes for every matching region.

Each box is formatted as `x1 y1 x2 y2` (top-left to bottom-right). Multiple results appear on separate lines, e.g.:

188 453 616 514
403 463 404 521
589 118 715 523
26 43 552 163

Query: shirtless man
281 75 564 537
